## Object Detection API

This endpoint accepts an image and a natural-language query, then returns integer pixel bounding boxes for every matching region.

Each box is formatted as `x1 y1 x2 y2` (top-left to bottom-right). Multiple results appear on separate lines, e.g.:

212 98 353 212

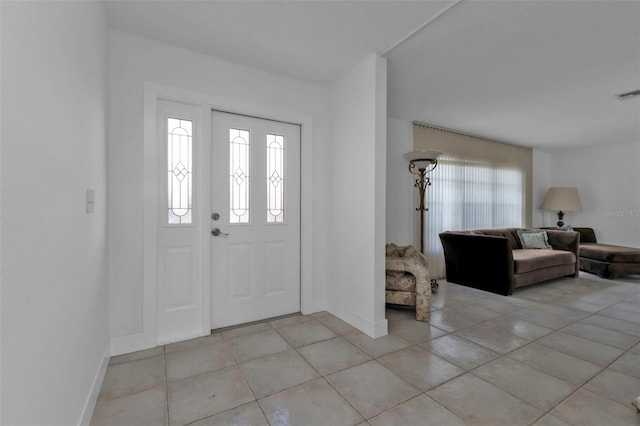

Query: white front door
211 111 301 329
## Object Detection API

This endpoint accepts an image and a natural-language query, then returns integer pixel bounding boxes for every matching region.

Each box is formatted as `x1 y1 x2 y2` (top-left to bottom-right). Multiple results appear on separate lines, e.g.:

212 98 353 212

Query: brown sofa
439 228 580 296
573 227 640 279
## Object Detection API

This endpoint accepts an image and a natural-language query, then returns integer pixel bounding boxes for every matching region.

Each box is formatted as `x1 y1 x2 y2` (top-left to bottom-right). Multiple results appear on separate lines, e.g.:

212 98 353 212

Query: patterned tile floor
91 273 640 425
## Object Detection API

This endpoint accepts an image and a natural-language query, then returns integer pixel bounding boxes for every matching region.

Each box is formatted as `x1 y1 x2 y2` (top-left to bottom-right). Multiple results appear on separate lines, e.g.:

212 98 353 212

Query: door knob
211 228 229 237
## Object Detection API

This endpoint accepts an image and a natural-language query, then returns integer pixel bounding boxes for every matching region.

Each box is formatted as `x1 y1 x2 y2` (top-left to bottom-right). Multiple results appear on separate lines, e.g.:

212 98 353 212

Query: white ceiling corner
386 0 640 149
104 0 640 149
104 0 451 85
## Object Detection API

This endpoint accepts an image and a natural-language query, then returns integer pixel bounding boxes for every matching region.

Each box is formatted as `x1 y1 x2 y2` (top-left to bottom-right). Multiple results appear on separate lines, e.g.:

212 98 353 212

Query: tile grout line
163 345 170 426
263 318 374 422
400 297 615 421
316 317 465 422
365 316 511 424
523 347 637 426
98 278 639 426
182 330 264 426
290 343 368 423
268 317 430 423
166 330 264 426
361 334 468 424
422 295 639 424
426 283 640 424
307 283 630 420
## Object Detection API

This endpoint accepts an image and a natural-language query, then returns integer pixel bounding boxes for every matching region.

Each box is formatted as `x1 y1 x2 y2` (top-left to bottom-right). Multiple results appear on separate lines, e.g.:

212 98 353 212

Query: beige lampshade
540 187 581 211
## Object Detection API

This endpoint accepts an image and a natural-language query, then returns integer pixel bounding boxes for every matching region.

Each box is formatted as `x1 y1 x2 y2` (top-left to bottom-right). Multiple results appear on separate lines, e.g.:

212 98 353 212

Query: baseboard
328 306 388 338
158 330 208 346
301 298 327 315
371 317 389 338
111 297 330 356
110 331 156 357
78 344 110 426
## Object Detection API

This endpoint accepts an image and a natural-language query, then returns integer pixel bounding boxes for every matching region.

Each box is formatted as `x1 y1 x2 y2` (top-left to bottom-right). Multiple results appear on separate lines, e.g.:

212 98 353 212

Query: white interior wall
386 118 415 246
544 140 640 246
532 149 553 227
327 55 388 338
1 2 110 425
108 31 330 343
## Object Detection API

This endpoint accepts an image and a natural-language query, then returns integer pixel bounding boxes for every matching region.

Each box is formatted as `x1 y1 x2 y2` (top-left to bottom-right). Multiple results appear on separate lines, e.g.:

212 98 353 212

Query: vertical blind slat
424 157 525 278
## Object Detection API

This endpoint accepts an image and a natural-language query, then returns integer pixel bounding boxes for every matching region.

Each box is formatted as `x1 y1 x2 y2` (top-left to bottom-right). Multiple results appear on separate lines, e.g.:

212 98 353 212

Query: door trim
110 81 319 356
212 108 301 126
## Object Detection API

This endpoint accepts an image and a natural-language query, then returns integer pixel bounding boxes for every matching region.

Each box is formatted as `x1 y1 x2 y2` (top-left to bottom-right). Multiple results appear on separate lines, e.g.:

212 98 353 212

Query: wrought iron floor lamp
404 151 442 254
405 151 442 292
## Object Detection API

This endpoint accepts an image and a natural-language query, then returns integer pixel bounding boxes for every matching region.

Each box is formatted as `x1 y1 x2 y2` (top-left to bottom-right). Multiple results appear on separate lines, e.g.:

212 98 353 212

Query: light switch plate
86 189 95 214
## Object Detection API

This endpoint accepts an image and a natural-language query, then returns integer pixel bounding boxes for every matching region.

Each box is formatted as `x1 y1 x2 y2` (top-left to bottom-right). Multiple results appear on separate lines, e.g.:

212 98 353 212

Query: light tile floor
91 273 640 426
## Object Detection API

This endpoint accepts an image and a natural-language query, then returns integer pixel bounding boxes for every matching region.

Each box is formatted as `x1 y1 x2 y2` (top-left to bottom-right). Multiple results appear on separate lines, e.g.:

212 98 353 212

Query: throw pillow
517 230 552 249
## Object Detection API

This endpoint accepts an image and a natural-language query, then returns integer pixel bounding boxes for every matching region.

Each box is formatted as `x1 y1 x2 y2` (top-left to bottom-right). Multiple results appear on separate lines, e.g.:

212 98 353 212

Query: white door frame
111 82 316 354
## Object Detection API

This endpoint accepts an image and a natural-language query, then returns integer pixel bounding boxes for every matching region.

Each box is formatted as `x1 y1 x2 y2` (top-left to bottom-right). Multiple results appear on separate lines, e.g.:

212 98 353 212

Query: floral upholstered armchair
385 243 431 321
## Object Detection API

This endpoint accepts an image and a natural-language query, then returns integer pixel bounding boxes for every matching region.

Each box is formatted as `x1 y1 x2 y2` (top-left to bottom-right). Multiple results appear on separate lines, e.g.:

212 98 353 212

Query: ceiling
104 1 449 84
105 0 640 150
386 0 640 149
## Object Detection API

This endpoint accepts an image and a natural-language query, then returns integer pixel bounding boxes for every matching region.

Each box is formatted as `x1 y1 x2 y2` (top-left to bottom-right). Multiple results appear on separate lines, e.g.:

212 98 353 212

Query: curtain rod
412 121 530 150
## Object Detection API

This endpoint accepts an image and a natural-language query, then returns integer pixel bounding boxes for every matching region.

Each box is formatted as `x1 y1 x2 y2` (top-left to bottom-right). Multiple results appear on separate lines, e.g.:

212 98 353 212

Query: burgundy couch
439 228 580 296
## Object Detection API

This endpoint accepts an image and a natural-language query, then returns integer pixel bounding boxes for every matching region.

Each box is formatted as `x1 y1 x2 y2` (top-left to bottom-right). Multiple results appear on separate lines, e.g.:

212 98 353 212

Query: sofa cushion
517 229 552 249
513 249 576 274
579 243 640 263
474 229 521 250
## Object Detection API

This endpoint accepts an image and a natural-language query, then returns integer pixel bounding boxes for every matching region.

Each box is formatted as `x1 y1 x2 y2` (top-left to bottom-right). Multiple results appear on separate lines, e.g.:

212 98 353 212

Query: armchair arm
573 227 597 244
386 256 430 289
439 232 515 295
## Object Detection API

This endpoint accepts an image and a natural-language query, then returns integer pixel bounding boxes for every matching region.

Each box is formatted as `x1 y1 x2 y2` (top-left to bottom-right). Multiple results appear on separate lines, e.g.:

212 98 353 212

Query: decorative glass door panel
267 134 285 223
167 118 193 224
229 128 250 224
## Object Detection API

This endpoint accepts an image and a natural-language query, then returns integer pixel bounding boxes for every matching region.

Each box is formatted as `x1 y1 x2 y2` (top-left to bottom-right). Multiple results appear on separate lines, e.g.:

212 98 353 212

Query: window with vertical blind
414 124 532 278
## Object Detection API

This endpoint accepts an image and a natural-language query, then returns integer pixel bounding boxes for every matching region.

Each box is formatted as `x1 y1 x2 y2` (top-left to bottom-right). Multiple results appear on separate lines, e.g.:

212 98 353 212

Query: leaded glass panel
230 128 250 223
266 134 285 223
167 118 192 224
